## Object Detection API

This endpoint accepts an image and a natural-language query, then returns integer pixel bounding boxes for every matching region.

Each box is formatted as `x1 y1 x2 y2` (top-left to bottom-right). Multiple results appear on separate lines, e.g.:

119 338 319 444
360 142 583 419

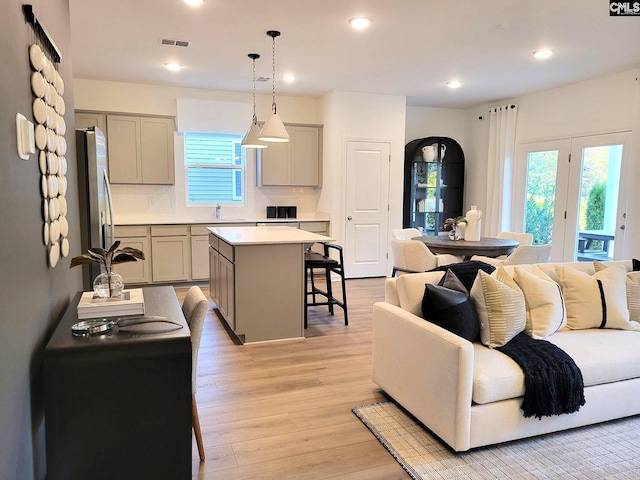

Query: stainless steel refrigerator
76 127 115 290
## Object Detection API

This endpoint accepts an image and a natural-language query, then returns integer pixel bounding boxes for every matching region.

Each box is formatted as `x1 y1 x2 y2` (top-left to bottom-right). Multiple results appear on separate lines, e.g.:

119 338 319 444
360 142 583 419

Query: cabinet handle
347 216 352 221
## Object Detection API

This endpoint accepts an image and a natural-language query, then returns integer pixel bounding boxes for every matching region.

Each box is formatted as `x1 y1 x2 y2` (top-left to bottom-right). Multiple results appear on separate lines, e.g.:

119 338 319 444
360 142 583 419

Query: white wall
405 106 466 146
463 68 640 257
319 91 406 267
73 78 324 222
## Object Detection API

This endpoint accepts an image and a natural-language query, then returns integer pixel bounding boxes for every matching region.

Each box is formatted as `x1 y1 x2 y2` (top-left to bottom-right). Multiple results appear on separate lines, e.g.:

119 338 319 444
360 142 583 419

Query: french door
513 132 630 262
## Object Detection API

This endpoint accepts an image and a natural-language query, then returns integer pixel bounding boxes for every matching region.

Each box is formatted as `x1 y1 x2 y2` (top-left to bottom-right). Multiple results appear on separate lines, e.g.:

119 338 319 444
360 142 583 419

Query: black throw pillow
427 260 496 292
421 269 480 342
633 259 640 271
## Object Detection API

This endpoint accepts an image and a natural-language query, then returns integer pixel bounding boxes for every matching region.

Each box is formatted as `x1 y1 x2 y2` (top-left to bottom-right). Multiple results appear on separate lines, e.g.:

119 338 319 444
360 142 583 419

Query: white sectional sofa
372 260 640 452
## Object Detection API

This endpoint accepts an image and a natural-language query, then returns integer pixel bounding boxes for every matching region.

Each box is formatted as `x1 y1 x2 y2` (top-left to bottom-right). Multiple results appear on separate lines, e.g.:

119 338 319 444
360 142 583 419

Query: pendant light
258 30 290 143
241 53 268 149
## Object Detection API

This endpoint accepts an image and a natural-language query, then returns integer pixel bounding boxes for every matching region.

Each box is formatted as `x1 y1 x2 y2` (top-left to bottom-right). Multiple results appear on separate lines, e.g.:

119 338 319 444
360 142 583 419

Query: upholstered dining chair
391 228 423 240
390 239 462 276
181 285 209 462
472 243 552 267
496 231 534 246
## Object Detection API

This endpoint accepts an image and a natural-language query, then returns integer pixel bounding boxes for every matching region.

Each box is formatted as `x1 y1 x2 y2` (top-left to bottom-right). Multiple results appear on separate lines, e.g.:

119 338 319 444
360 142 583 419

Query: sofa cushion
471 267 526 348
421 270 480 342
594 261 640 324
556 265 637 330
472 329 640 405
513 266 566 339
396 271 445 317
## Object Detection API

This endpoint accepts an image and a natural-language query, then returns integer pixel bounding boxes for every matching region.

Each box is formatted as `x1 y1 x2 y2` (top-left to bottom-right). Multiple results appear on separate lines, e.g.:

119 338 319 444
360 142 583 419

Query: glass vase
93 270 124 298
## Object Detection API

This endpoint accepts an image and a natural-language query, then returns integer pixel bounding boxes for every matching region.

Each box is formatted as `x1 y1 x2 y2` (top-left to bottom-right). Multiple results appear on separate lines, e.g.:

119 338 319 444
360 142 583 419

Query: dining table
412 235 519 260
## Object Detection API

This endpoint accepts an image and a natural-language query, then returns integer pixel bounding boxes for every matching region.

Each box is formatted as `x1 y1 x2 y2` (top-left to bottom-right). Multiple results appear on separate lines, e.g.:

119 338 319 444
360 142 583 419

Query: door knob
347 216 352 221
619 225 625 230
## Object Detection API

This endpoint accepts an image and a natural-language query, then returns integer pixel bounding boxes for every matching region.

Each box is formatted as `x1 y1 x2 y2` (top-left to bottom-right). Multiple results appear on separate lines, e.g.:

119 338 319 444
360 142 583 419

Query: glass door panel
570 141 624 262
524 150 559 246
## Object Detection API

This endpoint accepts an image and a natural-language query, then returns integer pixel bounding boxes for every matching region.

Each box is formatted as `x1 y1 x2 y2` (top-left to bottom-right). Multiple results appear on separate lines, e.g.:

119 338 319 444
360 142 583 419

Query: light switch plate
16 113 35 160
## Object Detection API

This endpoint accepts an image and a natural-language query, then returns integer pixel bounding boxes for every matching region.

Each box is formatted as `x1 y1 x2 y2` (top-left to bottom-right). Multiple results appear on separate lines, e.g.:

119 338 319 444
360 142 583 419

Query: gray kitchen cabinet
106 115 175 185
257 125 322 187
75 112 107 134
150 226 190 282
113 225 151 284
209 236 235 330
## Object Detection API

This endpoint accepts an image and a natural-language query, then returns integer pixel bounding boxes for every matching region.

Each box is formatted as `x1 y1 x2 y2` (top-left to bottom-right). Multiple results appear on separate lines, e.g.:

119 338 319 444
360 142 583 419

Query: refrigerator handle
103 171 115 248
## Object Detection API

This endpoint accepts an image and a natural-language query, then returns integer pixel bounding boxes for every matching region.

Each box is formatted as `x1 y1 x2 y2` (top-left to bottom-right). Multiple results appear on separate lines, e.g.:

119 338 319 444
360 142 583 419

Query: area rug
352 402 640 479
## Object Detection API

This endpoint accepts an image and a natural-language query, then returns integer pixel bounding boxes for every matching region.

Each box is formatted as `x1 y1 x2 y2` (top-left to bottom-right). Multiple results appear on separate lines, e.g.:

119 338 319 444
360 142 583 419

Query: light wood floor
175 278 410 479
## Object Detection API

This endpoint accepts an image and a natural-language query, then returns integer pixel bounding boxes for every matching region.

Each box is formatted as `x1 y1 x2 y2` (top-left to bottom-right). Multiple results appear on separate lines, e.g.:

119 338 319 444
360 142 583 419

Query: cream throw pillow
627 272 640 322
593 261 640 323
555 265 637 330
514 266 566 339
471 266 526 348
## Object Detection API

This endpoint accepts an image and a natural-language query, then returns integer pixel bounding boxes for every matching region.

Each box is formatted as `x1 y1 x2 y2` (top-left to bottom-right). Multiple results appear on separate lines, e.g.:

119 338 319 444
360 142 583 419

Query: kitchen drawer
191 225 215 236
151 225 189 237
218 239 234 262
209 233 219 250
115 225 149 237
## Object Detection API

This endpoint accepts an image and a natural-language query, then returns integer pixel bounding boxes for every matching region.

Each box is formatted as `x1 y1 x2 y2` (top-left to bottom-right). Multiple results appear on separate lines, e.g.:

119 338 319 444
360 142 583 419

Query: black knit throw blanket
496 332 586 420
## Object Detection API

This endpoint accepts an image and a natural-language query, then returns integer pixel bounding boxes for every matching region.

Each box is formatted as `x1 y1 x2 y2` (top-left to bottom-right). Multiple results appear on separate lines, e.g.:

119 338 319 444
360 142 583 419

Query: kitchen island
209 226 333 343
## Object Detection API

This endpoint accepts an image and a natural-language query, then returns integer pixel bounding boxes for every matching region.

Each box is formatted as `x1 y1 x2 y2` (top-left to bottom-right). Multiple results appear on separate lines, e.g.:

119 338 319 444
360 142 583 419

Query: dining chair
390 239 462 276
181 285 209 462
496 231 534 246
391 228 422 240
472 243 552 267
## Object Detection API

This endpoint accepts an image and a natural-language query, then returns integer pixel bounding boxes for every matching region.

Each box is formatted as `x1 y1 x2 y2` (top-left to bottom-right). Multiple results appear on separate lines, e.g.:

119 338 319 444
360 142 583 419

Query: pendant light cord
252 55 257 124
270 32 277 114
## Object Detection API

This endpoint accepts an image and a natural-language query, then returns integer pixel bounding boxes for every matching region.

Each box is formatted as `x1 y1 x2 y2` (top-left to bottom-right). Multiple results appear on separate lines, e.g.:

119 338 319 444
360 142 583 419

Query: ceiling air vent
160 38 192 48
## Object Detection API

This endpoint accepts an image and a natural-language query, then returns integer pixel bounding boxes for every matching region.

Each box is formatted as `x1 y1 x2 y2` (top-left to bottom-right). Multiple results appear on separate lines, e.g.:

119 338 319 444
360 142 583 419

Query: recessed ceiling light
349 17 371 30
282 75 296 83
164 63 184 71
533 49 553 59
447 81 462 89
183 0 203 6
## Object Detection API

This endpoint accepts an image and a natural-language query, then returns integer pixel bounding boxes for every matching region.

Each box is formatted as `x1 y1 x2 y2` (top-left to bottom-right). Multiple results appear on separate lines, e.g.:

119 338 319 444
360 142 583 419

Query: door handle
619 225 625 230
347 216 352 221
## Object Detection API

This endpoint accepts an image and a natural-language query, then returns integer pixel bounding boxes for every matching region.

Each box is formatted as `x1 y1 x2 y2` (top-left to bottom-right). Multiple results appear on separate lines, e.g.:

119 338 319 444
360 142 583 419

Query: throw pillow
421 270 479 341
470 266 526 348
633 258 640 271
513 266 566 339
627 272 640 322
555 265 638 330
428 260 496 292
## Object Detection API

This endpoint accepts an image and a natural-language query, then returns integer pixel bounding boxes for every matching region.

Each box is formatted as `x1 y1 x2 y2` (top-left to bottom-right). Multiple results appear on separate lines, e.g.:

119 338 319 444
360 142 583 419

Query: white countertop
208 226 334 245
115 217 330 226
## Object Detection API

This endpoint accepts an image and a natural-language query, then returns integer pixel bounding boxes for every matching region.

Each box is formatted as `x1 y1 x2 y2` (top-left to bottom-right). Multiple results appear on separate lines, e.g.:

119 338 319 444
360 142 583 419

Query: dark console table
44 286 192 480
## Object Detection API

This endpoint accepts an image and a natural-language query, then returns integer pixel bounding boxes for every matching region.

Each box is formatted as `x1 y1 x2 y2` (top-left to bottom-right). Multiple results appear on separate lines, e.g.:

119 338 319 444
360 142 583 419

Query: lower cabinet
209 236 235 330
114 226 151 284
151 226 191 282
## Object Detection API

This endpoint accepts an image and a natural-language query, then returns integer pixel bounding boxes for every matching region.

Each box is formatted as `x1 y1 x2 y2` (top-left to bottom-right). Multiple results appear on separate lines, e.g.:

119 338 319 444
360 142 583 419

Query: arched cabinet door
403 136 465 235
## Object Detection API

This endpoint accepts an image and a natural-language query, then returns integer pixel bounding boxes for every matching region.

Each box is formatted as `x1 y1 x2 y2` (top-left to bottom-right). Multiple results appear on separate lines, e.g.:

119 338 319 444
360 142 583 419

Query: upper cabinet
403 136 465 235
75 111 175 185
107 115 175 185
257 125 322 187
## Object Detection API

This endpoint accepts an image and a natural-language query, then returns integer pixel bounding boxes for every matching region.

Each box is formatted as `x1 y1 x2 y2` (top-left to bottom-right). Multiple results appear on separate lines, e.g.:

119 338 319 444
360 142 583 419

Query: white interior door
514 133 630 262
344 141 390 278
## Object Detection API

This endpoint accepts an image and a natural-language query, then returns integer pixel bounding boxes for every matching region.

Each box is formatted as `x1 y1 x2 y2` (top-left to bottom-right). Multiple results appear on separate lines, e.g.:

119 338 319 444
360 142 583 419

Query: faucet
215 204 221 220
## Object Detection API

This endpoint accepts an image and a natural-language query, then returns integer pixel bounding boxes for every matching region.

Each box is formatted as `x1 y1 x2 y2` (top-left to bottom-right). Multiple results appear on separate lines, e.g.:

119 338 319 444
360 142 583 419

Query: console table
44 286 192 480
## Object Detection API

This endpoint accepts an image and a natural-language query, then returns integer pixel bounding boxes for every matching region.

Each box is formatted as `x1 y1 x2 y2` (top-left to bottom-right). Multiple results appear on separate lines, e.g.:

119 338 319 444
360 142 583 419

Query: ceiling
68 0 640 109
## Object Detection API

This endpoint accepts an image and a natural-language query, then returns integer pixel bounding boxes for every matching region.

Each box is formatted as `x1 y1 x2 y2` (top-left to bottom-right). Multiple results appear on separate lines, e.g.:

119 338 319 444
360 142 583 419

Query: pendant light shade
241 53 268 149
259 30 290 143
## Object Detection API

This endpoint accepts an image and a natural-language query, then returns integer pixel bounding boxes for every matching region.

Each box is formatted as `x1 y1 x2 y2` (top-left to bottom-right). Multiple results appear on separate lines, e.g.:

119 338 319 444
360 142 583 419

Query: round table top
412 235 519 258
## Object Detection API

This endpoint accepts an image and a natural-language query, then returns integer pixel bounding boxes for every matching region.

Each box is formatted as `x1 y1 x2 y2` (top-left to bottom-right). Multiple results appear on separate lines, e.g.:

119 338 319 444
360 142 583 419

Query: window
184 132 245 205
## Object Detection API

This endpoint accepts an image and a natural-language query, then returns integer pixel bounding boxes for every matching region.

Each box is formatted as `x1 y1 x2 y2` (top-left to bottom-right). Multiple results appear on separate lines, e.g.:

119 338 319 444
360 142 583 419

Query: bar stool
304 243 348 328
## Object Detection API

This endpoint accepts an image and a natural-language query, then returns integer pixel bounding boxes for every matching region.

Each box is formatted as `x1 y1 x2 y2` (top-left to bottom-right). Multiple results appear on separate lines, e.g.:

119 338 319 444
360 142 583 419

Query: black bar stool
304 243 348 328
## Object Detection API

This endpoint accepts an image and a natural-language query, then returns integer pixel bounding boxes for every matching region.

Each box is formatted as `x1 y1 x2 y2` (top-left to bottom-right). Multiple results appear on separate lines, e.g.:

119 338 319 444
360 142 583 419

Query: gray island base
208 226 334 343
